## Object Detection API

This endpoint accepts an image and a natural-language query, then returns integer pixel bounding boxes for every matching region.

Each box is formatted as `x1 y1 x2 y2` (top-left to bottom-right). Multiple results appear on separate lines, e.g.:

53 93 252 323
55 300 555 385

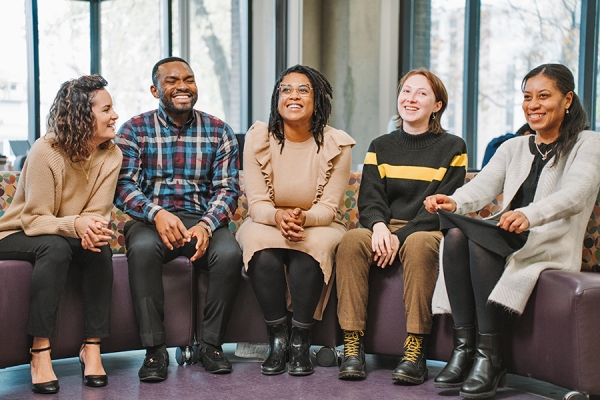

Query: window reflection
477 0 581 168
430 0 465 139
189 0 244 133
38 1 90 131
0 1 28 159
101 0 162 129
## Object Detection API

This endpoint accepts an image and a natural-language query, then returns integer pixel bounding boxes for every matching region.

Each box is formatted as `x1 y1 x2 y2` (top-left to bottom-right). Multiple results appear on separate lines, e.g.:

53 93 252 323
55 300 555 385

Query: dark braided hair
47 75 114 162
267 65 333 152
521 63 589 164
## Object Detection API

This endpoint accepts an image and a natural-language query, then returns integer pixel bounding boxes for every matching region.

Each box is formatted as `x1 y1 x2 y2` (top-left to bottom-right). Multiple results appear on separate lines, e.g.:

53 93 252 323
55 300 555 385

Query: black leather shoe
460 333 506 399
138 348 169 382
434 325 476 388
30 346 59 394
392 334 429 385
338 330 366 380
79 340 108 387
198 343 232 374
32 380 60 394
288 326 313 376
262 324 288 375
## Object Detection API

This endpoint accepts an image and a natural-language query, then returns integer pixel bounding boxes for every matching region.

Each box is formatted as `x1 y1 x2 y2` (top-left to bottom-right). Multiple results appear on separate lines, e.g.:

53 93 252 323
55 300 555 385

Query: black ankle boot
434 325 476 388
392 333 429 384
338 330 366 380
261 324 288 375
288 326 313 376
460 333 506 399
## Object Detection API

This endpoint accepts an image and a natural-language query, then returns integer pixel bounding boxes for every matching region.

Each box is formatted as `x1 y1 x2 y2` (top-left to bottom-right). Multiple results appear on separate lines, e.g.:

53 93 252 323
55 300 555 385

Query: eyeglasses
278 84 313 97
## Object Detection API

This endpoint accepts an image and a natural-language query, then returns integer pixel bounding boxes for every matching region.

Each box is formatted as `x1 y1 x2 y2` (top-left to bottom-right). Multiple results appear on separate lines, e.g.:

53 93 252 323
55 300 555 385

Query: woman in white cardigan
424 63 600 399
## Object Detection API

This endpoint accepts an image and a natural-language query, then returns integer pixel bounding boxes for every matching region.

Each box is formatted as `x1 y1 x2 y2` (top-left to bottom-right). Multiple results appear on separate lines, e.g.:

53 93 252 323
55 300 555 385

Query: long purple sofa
1 170 599 397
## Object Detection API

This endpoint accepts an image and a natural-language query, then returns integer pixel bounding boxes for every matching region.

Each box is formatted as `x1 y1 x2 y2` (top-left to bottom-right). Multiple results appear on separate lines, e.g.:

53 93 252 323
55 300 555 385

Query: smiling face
151 61 198 118
397 74 442 134
91 88 118 147
277 72 314 127
522 74 573 140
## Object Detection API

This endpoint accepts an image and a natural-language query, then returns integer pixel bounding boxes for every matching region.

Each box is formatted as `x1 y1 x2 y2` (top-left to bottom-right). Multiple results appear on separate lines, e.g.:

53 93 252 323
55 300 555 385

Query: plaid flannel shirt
114 106 240 232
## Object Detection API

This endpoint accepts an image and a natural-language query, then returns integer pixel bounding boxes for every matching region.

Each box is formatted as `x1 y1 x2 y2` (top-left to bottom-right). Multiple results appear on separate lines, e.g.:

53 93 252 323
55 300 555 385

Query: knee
403 231 441 252
336 229 371 259
444 227 466 246
38 236 73 264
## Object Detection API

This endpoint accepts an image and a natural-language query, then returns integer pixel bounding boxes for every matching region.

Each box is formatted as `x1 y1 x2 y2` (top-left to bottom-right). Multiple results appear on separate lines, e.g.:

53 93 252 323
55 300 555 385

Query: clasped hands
276 208 306 242
372 222 400 268
154 209 210 261
75 215 113 253
423 194 530 234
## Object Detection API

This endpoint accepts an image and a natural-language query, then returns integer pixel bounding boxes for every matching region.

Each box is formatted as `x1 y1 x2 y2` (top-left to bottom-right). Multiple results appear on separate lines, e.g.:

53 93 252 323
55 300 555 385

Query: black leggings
443 228 505 334
248 249 324 325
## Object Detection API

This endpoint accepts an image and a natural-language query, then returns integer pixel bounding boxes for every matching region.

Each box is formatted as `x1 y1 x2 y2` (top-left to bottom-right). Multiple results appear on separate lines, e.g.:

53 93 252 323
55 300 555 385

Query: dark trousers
124 212 242 348
0 232 113 338
248 248 324 326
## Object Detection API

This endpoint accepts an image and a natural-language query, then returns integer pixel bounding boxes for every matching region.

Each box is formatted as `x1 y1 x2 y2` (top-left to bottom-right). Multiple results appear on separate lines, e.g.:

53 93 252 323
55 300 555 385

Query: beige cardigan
0 135 123 240
433 131 600 314
236 121 355 319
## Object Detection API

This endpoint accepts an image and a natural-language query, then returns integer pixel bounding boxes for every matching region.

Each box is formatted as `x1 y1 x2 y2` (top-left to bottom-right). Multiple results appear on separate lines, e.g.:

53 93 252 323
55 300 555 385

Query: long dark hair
267 65 333 152
521 63 589 164
47 75 114 162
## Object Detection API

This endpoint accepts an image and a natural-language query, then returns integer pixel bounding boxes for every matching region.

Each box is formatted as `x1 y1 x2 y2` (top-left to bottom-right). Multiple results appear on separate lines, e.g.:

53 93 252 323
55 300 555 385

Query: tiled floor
0 345 580 400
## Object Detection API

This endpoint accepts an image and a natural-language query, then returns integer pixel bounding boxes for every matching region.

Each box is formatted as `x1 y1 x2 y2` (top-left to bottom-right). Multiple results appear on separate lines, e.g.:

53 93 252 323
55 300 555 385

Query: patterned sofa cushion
0 171 598 270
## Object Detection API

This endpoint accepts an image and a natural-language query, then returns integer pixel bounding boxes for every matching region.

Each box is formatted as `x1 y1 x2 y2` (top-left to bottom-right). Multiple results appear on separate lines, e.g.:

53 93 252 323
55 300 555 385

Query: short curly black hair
152 56 191 86
267 65 333 152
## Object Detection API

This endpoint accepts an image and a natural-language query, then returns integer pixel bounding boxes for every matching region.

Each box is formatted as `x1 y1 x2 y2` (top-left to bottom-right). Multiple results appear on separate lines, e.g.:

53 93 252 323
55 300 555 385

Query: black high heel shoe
79 340 108 387
30 346 59 394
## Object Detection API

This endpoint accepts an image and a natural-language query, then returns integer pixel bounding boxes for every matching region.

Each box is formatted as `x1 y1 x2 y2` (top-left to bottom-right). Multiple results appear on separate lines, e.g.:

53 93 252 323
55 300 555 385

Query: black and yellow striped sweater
358 129 467 243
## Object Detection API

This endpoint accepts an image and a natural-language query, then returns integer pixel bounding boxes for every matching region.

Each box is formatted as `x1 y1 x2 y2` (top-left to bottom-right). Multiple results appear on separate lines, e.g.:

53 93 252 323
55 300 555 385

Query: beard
159 89 198 115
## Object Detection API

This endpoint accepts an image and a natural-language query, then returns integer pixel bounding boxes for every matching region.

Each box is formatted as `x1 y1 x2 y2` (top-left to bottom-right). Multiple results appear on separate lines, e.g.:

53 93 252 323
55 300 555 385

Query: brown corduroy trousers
336 220 442 334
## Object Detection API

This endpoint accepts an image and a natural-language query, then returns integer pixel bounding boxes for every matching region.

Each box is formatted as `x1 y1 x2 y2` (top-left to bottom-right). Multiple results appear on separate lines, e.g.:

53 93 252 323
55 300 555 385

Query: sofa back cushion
0 171 598 270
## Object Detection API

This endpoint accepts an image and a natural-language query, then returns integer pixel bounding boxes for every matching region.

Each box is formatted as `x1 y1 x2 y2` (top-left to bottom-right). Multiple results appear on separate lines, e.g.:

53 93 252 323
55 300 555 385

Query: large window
101 0 162 129
38 1 90 132
430 0 465 138
189 0 244 133
0 1 28 158
0 0 250 166
476 0 581 168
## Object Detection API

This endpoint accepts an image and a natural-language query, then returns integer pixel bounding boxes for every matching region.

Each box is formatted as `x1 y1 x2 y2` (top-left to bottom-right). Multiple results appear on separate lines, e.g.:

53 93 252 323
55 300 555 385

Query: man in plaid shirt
114 57 242 382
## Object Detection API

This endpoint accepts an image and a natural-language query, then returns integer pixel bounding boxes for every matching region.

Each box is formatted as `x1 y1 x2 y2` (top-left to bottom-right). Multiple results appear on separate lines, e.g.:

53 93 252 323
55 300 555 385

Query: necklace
535 141 554 160
80 152 94 181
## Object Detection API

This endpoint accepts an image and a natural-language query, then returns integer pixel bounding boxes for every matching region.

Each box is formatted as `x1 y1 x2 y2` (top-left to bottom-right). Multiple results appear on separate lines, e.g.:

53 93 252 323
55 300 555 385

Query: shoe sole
338 371 366 380
261 368 286 376
391 370 428 385
288 370 314 376
139 375 167 382
459 372 506 399
204 367 232 374
434 381 463 388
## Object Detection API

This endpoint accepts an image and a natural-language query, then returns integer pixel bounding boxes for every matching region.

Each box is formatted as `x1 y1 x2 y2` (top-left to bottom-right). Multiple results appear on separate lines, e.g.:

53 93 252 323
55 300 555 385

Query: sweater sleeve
357 141 392 229
244 126 279 225
20 143 78 238
393 139 468 243
304 144 352 227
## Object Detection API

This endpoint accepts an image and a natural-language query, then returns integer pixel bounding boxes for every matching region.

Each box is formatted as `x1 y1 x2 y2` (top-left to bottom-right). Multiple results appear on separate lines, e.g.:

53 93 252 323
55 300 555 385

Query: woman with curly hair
0 75 122 394
236 65 355 376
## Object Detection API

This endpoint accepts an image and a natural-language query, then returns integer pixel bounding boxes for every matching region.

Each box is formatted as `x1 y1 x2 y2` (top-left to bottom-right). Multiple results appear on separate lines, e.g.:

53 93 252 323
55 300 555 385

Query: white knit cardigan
432 130 600 314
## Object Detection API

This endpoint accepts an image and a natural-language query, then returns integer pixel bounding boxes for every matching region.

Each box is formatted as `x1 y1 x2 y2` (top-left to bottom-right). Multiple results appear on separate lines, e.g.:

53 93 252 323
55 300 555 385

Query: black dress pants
124 211 242 348
0 232 113 338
